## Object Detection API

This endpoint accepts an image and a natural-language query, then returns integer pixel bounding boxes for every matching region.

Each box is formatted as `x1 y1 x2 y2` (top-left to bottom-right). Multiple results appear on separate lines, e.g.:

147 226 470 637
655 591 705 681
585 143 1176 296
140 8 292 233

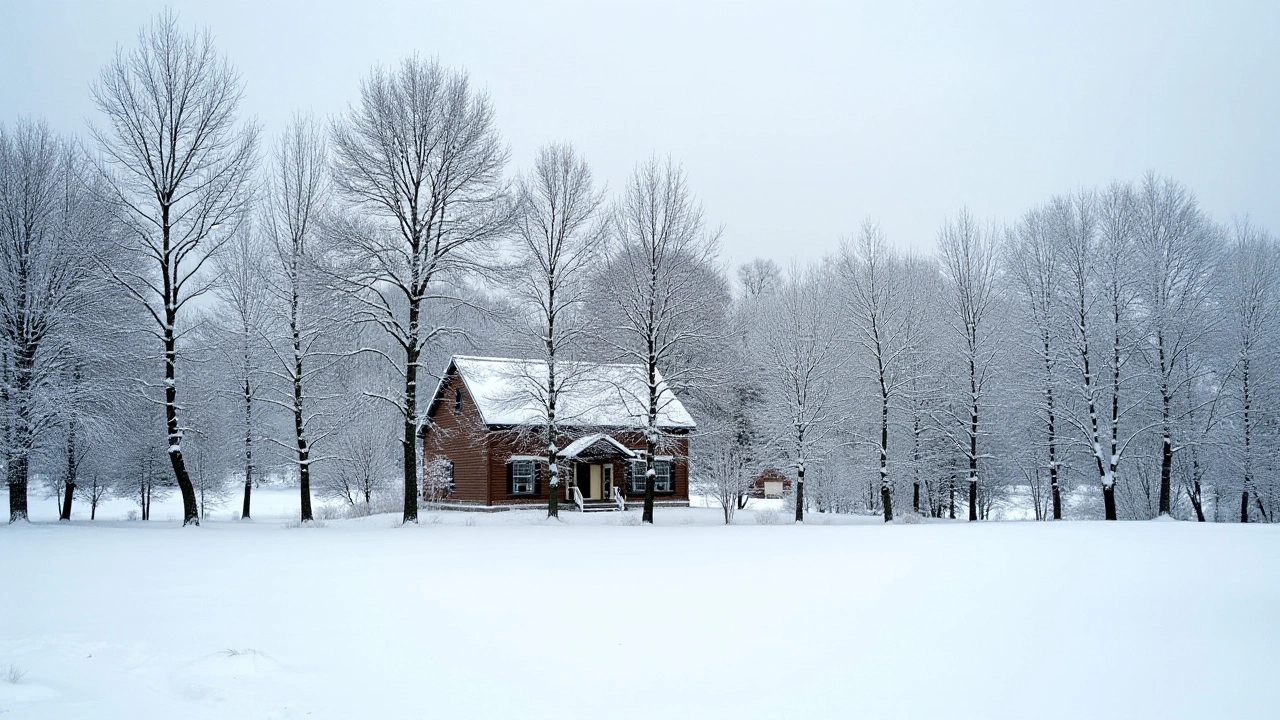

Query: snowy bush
3 664 26 684
284 517 327 529
897 512 926 525
754 509 780 525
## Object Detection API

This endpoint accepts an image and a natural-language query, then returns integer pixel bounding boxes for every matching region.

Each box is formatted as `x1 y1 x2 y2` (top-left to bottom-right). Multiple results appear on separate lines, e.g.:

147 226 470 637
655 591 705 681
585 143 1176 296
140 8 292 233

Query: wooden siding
422 373 492 504
484 430 690 506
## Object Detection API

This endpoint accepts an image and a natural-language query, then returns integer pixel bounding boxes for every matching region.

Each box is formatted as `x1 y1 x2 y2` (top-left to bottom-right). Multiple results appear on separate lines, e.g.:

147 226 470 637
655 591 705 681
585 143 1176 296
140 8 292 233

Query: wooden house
753 468 791 498
420 356 695 510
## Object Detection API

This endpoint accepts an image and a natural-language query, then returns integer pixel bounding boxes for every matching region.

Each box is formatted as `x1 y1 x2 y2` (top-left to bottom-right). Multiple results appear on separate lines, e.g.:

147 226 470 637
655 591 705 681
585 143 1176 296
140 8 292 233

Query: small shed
754 468 791 499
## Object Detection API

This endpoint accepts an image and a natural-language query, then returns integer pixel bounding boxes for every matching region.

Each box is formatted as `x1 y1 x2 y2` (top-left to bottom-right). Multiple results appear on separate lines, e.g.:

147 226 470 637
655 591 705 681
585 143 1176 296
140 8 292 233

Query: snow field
1 507 1277 719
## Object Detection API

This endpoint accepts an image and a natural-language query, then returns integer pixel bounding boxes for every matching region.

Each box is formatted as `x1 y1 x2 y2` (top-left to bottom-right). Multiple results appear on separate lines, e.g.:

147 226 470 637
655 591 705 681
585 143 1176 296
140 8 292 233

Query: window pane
513 460 534 494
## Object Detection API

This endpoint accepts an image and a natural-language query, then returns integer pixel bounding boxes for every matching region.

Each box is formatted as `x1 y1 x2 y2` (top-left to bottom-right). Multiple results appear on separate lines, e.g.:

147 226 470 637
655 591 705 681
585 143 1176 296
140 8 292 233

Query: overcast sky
3 1 1277 268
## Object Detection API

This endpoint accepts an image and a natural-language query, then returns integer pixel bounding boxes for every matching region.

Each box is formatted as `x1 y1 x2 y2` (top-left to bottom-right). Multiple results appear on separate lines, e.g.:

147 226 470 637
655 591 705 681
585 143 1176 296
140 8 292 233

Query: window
654 460 673 492
511 459 534 494
454 388 463 411
629 459 673 493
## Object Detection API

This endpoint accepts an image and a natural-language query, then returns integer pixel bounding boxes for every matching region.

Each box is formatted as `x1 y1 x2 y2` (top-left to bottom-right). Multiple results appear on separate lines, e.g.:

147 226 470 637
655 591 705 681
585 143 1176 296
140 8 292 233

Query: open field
2 497 1278 719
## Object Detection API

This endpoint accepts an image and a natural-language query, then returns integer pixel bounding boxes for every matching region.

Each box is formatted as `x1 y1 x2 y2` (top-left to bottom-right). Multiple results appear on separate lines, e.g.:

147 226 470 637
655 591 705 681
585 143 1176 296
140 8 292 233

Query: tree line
2 11 1275 526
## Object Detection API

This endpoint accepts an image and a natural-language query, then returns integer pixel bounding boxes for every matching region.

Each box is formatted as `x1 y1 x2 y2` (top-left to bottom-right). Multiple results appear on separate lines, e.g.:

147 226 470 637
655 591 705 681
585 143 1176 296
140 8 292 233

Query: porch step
580 501 621 513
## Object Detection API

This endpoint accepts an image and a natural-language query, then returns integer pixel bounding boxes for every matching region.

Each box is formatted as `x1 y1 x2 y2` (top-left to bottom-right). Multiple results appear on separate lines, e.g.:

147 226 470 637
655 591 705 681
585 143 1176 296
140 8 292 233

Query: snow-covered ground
2 495 1277 719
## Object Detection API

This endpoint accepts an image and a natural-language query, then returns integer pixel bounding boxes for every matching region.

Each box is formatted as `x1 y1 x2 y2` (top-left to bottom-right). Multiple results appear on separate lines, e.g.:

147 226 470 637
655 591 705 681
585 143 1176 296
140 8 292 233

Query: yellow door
589 464 603 500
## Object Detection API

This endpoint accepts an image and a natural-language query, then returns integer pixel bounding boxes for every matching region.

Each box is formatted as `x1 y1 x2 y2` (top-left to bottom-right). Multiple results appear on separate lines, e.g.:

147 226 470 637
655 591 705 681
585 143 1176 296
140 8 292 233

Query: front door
589 464 603 500
575 463 590 498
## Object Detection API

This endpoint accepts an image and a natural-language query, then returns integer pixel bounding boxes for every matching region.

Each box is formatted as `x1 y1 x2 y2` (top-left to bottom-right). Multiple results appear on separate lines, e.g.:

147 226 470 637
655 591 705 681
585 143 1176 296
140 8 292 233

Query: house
753 468 791 499
420 356 696 510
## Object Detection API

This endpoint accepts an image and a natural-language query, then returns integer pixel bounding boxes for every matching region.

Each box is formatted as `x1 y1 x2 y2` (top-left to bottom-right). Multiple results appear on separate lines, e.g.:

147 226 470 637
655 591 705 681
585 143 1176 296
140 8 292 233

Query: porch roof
559 433 636 460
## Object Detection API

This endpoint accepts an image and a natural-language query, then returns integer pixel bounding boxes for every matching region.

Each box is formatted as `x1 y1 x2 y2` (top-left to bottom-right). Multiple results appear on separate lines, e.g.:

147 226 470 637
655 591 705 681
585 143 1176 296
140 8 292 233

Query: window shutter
534 463 543 496
506 462 514 495
624 461 633 493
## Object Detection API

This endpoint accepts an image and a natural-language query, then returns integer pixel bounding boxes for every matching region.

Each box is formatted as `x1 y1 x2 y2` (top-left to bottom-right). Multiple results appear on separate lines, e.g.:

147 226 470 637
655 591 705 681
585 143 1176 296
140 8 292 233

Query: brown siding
422 373 491 504
483 429 691 506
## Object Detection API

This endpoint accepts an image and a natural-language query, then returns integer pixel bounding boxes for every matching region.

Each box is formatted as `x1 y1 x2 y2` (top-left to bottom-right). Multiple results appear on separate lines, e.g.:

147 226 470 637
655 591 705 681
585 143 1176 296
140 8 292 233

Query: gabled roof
431 355 696 430
559 433 637 459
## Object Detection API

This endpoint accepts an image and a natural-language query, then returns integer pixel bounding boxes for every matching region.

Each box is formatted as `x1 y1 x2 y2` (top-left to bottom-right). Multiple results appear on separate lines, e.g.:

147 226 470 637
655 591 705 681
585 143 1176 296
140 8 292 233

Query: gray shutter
506 462 514 495
534 463 543 496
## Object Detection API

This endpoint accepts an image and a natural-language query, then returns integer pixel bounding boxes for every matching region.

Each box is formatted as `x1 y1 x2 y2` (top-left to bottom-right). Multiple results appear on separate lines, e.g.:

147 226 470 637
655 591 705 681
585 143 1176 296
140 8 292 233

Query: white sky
3 1 1277 269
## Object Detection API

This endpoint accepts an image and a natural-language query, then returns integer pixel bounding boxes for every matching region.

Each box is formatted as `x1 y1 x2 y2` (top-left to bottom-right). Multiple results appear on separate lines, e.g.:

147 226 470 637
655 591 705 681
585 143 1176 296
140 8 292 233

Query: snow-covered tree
0 120 106 522
90 10 258 526
331 56 509 524
1133 174 1221 517
937 209 1001 521
261 116 342 524
754 264 841 523
840 220 920 522
212 226 270 519
1006 207 1067 518
508 142 605 518
1219 219 1280 522
601 155 727 524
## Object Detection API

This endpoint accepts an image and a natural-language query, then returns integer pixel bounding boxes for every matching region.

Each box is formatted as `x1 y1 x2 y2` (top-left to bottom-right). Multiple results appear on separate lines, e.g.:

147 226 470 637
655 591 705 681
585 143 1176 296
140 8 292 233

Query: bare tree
1057 185 1148 519
509 142 605 518
938 209 1001 521
0 120 107 522
262 116 336 524
331 56 509 524
699 428 753 524
213 226 268 519
321 401 396 510
737 257 781 299
1133 174 1220 516
755 264 841 523
1006 207 1066 519
1221 219 1280 522
89 11 258 525
603 156 726 524
840 220 917 522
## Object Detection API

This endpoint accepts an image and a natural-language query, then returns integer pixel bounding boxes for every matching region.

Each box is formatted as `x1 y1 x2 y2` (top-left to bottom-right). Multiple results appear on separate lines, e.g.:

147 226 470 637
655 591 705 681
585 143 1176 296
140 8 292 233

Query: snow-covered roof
440 356 696 430
559 433 636 459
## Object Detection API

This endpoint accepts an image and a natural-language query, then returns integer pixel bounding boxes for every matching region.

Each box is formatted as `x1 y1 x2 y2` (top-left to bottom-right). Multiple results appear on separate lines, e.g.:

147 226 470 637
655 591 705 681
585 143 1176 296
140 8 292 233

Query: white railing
614 486 625 512
572 485 585 512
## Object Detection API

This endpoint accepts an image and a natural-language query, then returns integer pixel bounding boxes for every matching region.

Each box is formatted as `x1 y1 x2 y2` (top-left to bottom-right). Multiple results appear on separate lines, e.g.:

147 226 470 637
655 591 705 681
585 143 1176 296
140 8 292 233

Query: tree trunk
794 466 805 523
242 373 253 520
1157 336 1173 516
7 456 29 523
1240 490 1250 524
7 345 36 523
296 372 313 524
879 393 892 523
546 282 559 520
1190 480 1205 522
161 205 199 527
912 482 920 514
1103 483 1117 521
60 418 77 521
968 352 980 522
402 302 420 525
